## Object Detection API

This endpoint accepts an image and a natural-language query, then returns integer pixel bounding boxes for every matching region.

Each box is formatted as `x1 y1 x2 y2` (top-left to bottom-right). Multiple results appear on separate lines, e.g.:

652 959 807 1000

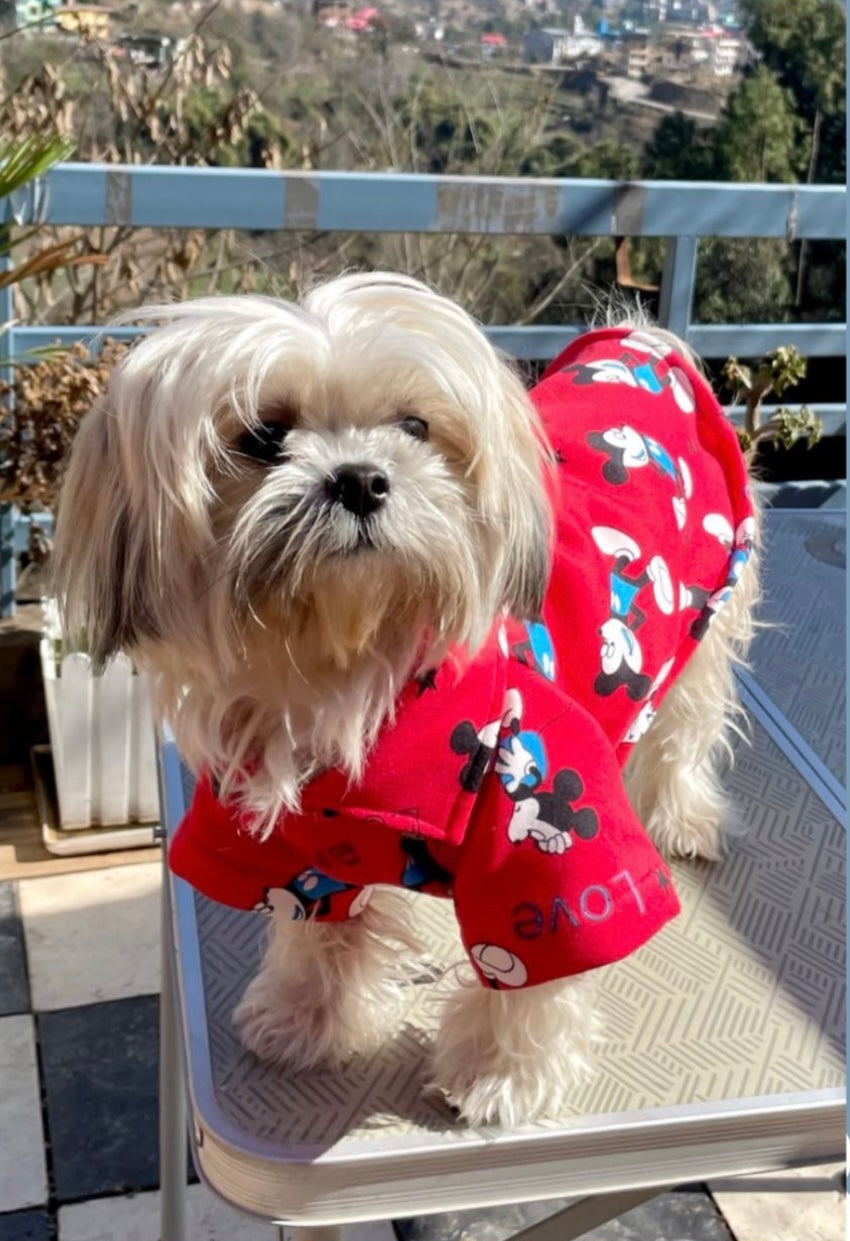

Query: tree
566 139 638 180
712 66 802 183
641 113 715 181
695 237 792 326
735 0 845 308
737 0 845 181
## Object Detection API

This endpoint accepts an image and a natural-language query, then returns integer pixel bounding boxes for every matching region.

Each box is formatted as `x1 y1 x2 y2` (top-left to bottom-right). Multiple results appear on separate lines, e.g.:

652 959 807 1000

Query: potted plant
0 336 160 841
1 145 157 846
0 337 160 842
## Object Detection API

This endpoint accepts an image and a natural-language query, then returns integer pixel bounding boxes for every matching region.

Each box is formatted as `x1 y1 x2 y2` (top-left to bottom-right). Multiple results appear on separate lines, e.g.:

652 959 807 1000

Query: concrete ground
0 799 844 1241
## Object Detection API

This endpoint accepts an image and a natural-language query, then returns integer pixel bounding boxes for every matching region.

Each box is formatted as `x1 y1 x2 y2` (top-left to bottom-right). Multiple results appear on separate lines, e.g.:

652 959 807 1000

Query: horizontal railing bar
488 323 847 359
11 321 847 360
10 326 144 350
31 165 846 239
687 324 846 359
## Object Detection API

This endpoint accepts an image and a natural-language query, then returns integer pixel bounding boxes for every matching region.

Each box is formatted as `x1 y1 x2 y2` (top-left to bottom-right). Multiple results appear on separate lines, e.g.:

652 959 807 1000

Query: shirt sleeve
451 667 681 990
169 773 303 911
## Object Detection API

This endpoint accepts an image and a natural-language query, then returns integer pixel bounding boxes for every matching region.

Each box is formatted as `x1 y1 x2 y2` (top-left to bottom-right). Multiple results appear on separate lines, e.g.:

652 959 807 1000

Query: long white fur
52 273 758 1125
53 274 551 836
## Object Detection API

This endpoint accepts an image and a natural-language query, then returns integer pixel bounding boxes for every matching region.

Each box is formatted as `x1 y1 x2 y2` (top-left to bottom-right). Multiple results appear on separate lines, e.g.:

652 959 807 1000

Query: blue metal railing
1 165 846 614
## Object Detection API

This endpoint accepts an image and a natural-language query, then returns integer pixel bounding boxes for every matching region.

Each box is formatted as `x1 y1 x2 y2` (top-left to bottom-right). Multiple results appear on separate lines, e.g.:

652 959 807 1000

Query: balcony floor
0 481 845 1241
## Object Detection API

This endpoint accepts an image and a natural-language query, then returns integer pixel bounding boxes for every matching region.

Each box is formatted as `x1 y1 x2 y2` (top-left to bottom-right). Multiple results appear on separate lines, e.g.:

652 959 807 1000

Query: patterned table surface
167 505 846 1219
749 508 845 786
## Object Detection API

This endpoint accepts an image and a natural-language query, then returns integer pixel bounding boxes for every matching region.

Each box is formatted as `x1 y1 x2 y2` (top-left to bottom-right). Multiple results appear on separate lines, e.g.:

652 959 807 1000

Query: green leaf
0 136 74 205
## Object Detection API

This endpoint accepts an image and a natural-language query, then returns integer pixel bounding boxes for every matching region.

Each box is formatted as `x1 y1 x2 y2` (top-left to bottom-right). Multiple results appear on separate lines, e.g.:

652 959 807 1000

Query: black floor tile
38 994 196 1202
396 1199 577 1241
581 1188 735 1241
0 1209 50 1241
0 884 29 1016
395 1187 734 1241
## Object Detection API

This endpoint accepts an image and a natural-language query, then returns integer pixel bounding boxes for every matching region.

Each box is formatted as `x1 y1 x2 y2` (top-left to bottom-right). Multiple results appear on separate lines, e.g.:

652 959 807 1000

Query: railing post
0 503 14 617
658 235 698 340
0 212 15 618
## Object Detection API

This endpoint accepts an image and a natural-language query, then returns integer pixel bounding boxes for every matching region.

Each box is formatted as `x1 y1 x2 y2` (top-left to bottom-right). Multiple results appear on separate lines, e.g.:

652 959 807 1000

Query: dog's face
53 274 552 694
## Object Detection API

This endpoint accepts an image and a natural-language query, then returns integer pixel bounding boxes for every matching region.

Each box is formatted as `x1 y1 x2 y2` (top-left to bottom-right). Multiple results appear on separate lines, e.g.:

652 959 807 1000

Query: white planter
40 607 158 830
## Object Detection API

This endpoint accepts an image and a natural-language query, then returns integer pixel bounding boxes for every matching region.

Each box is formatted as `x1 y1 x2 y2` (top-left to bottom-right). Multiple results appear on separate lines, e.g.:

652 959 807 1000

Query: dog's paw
431 977 596 1127
644 803 729 861
433 1057 584 1128
234 967 401 1070
234 971 338 1070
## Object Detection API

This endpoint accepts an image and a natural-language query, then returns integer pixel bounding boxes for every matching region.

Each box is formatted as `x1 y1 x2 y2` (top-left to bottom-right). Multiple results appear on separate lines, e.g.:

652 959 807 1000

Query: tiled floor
0 847 844 1241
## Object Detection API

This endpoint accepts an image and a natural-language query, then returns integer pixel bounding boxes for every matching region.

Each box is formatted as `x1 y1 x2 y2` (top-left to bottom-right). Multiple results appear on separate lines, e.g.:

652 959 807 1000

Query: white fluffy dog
53 273 758 1126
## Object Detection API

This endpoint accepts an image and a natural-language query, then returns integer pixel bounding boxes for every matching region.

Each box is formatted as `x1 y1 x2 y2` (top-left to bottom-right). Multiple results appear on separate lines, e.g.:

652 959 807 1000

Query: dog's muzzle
326 464 390 518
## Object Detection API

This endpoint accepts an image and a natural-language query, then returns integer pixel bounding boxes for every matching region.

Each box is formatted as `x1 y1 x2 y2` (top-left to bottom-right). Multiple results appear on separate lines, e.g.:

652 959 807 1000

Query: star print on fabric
655 868 671 889
415 668 439 696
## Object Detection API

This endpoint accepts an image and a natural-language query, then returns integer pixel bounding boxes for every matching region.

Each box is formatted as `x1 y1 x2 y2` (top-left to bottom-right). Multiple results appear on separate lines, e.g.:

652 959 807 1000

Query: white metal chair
156 503 846 1241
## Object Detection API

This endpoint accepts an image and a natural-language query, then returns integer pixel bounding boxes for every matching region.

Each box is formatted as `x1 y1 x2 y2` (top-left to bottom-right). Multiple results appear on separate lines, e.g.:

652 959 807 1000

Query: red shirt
170 327 755 990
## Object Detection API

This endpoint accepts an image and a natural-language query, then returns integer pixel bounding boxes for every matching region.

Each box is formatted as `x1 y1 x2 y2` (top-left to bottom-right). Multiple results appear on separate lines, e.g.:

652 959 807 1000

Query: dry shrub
0 339 127 512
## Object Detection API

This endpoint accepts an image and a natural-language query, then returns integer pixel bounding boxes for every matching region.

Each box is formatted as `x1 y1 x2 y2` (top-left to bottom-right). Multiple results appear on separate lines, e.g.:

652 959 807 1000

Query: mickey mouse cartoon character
617 330 697 413
561 333 695 412
493 694 600 855
586 424 694 531
494 700 549 798
686 513 757 641
511 620 556 682
622 657 676 744
506 769 600 855
450 687 522 792
592 525 675 701
253 880 373 921
400 835 453 895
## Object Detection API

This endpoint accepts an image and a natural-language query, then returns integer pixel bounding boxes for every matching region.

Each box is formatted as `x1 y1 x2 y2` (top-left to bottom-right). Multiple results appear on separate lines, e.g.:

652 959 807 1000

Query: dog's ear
51 394 158 668
485 360 553 621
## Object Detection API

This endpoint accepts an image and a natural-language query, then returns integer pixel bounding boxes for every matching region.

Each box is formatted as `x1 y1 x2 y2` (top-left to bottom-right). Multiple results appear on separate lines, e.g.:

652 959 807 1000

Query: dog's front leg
431 974 598 1126
235 887 417 1069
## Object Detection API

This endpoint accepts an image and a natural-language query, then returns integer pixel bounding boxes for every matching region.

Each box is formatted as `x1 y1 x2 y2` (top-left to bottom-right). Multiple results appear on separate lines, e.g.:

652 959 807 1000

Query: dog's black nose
327 465 390 516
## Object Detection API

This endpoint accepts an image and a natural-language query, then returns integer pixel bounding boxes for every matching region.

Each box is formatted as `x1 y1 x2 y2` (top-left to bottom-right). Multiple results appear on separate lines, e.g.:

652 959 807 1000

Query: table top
163 503 846 1225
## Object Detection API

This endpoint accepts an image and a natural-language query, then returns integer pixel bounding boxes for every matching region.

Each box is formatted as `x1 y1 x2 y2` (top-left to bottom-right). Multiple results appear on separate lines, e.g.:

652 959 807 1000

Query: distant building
480 30 506 57
116 32 183 67
709 33 742 75
523 17 602 63
623 33 654 77
523 27 565 63
313 0 349 27
346 5 380 29
54 2 112 36
662 26 745 75
667 0 715 23
11 0 61 33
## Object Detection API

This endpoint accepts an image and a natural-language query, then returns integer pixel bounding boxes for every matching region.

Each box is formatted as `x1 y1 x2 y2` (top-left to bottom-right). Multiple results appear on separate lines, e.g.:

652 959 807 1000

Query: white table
156 505 846 1241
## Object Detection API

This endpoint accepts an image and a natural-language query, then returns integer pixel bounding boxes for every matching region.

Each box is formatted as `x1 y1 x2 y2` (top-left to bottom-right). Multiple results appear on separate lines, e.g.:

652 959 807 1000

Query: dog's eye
399 415 429 442
236 422 290 465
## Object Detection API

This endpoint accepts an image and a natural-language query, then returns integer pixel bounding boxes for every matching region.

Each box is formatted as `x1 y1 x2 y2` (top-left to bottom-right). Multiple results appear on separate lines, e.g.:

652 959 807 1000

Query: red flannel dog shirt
170 326 755 990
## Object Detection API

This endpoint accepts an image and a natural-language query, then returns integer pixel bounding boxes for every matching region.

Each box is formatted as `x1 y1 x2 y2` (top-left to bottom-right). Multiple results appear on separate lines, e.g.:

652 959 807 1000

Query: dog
52 273 759 1127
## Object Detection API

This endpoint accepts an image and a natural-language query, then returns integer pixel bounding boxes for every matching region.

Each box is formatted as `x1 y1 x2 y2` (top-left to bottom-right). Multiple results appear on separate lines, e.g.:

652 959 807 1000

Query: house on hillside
54 2 112 36
621 31 656 77
480 31 506 57
661 26 746 77
116 32 182 67
523 17 602 64
7 0 60 32
346 5 380 30
313 0 349 27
